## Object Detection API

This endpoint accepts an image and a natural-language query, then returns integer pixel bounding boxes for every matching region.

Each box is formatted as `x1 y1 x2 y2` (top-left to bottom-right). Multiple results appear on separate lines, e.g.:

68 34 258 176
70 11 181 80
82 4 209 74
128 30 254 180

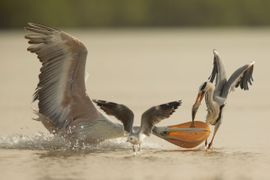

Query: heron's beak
192 91 205 121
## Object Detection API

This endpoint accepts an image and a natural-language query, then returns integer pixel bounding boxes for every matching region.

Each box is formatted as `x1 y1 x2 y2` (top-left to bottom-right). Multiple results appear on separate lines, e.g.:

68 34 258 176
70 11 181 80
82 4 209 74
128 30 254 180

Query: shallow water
0 29 270 180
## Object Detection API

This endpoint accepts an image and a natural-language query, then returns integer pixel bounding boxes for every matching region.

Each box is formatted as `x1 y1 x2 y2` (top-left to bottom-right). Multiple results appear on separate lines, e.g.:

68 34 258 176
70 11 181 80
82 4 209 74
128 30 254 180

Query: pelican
191 50 255 149
25 22 125 144
24 22 182 147
93 100 181 151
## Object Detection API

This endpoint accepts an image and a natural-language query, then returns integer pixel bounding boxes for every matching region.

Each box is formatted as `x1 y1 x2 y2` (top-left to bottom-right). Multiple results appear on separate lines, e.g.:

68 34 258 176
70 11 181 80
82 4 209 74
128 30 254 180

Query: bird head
192 81 209 121
127 135 140 145
199 81 210 92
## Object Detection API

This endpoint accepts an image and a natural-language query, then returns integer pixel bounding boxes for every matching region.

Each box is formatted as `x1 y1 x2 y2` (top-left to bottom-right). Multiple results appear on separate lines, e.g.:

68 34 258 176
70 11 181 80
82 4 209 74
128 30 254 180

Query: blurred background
1 0 270 29
1 1 270 180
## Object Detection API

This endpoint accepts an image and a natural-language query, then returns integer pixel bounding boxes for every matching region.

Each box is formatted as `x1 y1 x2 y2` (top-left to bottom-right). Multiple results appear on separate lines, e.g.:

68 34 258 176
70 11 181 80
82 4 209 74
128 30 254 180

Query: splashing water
0 133 67 150
0 133 163 152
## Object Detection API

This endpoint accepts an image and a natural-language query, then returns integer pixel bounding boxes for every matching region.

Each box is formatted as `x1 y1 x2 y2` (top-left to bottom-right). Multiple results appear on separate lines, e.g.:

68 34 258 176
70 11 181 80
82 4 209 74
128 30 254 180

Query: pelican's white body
59 116 125 144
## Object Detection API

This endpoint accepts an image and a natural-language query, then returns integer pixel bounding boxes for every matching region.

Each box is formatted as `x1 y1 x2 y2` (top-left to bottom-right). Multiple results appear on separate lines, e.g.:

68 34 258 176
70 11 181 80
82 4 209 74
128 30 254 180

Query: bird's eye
161 131 168 135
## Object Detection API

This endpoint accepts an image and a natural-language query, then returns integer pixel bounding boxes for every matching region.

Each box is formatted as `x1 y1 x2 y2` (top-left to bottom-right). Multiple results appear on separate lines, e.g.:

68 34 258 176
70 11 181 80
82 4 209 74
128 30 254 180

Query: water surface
0 29 269 180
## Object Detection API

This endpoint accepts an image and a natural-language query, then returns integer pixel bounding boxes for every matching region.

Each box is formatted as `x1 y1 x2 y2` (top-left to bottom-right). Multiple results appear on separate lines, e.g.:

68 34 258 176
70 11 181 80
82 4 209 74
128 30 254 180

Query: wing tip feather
250 61 255 66
213 49 219 57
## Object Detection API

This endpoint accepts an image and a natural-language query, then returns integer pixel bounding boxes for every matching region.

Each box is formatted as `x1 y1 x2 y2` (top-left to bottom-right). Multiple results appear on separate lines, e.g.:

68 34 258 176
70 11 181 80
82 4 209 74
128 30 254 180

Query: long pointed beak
192 91 205 121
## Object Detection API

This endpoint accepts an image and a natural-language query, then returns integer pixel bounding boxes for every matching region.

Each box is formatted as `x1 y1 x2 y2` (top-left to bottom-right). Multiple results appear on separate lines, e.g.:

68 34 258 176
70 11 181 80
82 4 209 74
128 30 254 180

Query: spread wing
208 50 227 96
222 61 255 98
140 100 182 136
25 23 100 130
93 100 134 133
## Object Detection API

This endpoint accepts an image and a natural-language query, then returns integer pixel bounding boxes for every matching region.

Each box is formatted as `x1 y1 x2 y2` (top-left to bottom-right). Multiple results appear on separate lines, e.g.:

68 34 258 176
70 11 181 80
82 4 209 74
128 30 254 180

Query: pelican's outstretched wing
25 23 99 131
208 50 227 96
222 61 255 98
93 100 134 133
140 100 182 136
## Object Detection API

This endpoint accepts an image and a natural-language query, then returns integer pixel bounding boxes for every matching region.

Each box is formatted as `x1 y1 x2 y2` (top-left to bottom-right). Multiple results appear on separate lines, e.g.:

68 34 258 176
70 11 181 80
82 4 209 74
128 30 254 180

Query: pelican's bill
158 121 210 148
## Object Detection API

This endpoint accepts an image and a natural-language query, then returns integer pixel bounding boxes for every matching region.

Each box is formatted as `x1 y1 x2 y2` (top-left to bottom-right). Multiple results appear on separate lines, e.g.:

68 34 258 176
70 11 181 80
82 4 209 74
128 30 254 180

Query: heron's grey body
192 50 255 148
204 83 221 125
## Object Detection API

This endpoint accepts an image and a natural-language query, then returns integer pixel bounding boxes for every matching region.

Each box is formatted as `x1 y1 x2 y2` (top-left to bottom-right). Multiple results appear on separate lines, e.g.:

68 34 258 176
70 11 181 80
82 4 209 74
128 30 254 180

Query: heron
93 100 181 151
24 22 183 148
191 50 255 149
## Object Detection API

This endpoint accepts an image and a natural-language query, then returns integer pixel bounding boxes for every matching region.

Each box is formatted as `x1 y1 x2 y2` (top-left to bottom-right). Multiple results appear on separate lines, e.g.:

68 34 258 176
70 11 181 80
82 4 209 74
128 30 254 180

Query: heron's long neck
205 86 216 112
205 85 221 124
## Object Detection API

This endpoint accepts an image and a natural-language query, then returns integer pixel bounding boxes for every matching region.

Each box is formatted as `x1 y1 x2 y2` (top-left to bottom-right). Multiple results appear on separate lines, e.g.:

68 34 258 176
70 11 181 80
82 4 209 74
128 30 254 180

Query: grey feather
208 50 227 97
222 62 255 98
140 100 182 136
25 22 99 131
93 99 134 133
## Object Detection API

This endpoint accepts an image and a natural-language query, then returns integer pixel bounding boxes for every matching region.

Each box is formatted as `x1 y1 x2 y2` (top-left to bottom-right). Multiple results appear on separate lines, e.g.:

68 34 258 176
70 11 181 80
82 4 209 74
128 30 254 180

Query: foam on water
0 133 163 152
0 133 67 150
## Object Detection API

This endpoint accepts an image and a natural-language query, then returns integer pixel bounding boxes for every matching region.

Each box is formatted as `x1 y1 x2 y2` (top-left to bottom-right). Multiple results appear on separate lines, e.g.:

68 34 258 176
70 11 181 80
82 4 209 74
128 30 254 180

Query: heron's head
192 81 209 121
199 81 210 92
127 135 140 145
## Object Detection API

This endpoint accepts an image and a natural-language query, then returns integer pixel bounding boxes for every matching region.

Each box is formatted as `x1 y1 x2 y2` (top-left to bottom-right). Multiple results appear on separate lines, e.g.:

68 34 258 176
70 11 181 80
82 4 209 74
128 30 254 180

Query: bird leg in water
132 144 141 152
207 120 221 149
132 145 136 152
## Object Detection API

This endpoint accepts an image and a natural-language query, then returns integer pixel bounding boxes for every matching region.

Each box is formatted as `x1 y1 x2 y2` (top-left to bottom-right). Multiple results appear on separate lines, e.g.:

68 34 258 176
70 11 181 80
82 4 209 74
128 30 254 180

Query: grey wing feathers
222 62 255 98
93 100 134 133
208 53 218 83
208 50 227 95
25 23 97 130
236 63 254 90
140 100 182 136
